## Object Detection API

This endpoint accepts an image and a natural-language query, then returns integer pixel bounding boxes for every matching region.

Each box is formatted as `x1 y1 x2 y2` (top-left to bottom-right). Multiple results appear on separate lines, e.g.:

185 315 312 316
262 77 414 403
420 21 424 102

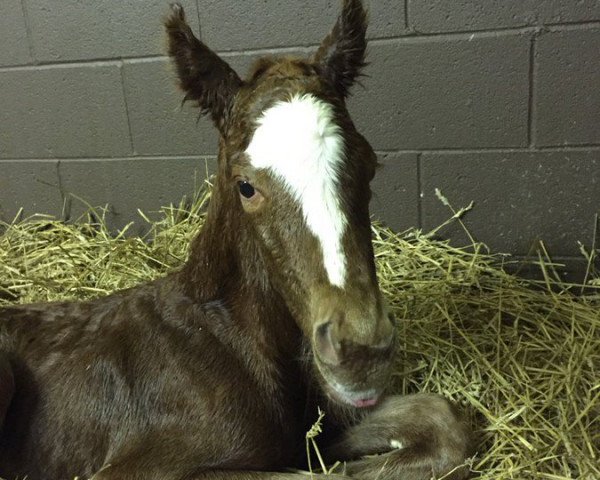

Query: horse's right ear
165 4 242 131
313 0 367 99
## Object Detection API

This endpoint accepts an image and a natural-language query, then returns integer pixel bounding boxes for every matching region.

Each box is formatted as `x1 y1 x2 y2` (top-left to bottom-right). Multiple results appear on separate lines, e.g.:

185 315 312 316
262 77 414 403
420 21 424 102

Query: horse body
0 241 305 478
0 1 472 479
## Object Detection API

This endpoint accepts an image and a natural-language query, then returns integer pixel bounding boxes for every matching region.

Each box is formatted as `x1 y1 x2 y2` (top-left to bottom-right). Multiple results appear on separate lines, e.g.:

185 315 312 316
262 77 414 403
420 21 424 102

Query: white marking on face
246 94 347 287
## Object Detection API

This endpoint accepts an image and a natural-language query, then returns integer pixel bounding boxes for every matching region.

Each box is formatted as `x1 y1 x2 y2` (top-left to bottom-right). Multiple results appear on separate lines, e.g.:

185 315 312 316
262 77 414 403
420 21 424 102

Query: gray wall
1 1 599 274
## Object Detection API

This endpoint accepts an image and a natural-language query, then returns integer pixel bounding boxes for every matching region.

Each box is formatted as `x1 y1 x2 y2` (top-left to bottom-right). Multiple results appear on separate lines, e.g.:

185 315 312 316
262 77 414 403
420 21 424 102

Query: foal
0 1 472 479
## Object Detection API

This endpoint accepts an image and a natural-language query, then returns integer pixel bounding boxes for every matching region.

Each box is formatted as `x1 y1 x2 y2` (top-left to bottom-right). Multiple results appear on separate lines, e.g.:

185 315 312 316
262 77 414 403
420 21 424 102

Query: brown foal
0 1 472 479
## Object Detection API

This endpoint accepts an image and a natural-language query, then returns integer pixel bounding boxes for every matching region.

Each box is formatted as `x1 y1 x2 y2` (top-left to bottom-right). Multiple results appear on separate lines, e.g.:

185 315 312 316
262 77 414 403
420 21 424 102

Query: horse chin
324 382 382 409
313 360 384 409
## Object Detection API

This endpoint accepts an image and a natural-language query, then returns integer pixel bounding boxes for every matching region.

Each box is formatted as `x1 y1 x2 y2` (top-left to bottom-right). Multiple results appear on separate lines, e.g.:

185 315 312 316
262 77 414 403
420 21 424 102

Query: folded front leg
325 393 473 480
95 468 349 480
197 472 350 480
90 433 352 480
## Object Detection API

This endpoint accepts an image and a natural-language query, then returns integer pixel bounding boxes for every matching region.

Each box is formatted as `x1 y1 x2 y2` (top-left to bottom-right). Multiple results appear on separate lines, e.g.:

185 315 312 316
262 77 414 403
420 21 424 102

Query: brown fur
0 2 472 479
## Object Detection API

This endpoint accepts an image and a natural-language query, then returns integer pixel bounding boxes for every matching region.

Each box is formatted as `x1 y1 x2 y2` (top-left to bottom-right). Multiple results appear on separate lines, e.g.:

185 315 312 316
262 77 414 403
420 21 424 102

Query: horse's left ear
313 0 368 98
165 3 242 132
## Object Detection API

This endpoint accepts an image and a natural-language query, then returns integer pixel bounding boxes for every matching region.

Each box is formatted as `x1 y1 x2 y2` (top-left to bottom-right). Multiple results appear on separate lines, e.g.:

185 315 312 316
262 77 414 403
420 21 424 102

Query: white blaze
246 94 347 287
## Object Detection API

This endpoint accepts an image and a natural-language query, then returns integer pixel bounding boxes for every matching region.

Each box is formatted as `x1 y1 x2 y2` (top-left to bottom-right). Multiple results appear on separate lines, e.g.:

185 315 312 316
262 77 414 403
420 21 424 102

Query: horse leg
0 353 15 430
196 472 349 480
324 393 473 480
94 467 349 480
91 435 352 480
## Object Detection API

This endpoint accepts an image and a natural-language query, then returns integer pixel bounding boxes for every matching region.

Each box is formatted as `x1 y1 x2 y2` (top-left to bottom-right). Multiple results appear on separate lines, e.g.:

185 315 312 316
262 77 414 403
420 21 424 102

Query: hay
0 187 598 480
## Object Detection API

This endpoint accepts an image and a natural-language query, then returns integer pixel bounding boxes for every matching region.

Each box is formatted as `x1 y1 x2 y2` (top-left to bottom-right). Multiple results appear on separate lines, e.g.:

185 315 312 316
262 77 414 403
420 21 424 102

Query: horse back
0 281 300 480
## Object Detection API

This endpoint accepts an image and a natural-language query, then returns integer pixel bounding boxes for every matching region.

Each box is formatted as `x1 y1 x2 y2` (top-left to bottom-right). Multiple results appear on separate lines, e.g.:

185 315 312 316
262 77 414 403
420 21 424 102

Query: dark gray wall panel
122 59 218 156
371 154 419 231
409 0 600 33
0 64 131 159
420 151 600 256
0 160 61 222
348 34 530 150
58 157 217 233
535 28 600 146
507 256 594 285
0 0 31 66
197 0 406 52
24 0 199 62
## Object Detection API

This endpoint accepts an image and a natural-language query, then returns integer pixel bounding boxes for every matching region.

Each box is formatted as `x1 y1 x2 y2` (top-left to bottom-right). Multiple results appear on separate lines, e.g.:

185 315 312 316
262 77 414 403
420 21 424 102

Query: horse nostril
375 314 396 350
315 321 341 366
380 333 395 350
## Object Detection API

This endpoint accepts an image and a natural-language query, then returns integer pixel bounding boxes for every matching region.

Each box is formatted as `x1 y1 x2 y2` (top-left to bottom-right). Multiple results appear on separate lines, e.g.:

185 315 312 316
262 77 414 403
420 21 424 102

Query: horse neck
178 167 301 353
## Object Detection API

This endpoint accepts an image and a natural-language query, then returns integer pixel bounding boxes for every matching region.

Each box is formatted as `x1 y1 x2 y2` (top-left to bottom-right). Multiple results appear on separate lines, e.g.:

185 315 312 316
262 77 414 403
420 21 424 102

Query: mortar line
118 61 136 156
397 19 600 39
2 143 600 163
55 160 64 204
544 20 600 32
404 0 410 31
18 0 36 63
416 153 423 229
3 144 600 163
372 145 600 155
527 33 538 148
0 59 124 72
0 155 217 162
55 160 71 222
372 28 537 43
529 143 600 150
195 0 203 40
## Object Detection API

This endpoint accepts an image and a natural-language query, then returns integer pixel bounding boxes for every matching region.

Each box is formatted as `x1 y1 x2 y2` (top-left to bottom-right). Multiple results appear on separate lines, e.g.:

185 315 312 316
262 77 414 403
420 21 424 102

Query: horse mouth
325 382 381 408
313 352 388 409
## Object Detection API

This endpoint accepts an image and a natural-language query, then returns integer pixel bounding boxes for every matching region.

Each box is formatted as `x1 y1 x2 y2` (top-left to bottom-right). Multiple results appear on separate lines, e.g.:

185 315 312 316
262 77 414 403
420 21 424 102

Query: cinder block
0 160 61 222
0 0 31 66
371 153 419 231
535 28 600 146
122 59 219 156
58 157 217 233
197 0 406 52
420 151 600 256
25 0 199 62
367 0 407 38
0 64 131 158
348 34 530 150
409 0 600 33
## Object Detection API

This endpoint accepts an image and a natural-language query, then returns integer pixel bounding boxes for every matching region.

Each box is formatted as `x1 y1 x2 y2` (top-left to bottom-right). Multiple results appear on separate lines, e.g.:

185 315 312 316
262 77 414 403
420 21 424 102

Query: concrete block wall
1 1 599 276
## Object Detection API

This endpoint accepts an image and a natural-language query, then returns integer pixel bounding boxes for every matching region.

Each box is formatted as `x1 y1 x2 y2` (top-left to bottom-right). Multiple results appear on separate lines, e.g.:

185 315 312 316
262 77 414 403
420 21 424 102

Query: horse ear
165 3 242 131
313 0 368 98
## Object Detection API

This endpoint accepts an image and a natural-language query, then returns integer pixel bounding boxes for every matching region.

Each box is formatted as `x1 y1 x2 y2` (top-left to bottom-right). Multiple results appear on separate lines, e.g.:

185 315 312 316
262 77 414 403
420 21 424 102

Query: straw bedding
0 187 598 480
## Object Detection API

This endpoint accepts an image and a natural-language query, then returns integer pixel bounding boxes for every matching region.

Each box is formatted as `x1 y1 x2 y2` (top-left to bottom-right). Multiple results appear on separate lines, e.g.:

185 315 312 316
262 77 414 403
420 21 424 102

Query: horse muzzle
312 319 396 408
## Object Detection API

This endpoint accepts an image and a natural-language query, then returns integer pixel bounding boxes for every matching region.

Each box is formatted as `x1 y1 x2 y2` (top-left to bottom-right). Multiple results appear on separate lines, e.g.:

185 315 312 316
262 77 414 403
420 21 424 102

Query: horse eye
238 181 256 199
